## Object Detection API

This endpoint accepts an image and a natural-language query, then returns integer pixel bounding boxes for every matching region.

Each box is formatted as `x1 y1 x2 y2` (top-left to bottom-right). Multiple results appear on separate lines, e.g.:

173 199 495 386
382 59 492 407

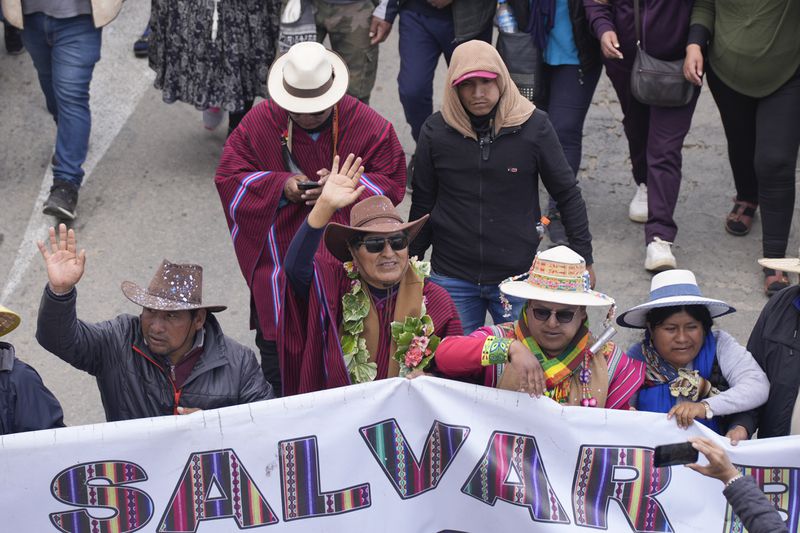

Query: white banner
1 377 798 532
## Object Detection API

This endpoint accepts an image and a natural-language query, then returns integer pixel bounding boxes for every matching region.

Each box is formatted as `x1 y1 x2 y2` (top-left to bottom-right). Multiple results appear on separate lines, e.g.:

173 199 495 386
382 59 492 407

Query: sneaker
133 26 150 58
546 210 569 246
203 107 224 131
4 24 24 55
629 183 648 223
43 181 79 220
645 237 676 272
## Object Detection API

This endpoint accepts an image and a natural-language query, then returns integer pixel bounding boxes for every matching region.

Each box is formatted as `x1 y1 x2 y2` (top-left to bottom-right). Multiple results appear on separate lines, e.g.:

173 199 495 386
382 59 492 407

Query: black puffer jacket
36 286 274 422
409 110 592 284
0 343 64 434
738 285 800 438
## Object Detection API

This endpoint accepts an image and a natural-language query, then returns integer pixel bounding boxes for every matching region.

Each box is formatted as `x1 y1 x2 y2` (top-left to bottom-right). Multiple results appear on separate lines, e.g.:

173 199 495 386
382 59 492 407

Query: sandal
763 268 790 297
726 197 757 236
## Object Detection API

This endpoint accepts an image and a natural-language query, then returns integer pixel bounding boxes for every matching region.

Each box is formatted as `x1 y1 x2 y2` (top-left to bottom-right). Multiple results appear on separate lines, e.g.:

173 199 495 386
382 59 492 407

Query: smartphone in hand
653 442 699 468
297 181 322 191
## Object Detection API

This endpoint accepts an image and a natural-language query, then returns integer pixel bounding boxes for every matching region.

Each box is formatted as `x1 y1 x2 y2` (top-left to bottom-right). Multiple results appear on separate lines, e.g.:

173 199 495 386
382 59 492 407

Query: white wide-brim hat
499 246 614 307
617 269 735 329
758 250 800 274
267 42 349 114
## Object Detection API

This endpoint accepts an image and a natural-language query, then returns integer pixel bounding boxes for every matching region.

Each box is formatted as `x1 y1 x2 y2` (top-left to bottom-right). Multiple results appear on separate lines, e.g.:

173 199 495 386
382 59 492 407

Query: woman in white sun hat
617 270 769 441
436 246 644 409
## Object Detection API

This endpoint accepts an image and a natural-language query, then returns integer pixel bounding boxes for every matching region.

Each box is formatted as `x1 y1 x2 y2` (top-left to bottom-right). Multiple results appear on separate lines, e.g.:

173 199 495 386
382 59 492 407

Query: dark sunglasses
355 234 409 253
530 307 577 324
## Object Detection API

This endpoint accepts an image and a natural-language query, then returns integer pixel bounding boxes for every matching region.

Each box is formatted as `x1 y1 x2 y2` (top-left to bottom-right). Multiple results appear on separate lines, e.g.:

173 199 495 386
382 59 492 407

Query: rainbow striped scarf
515 308 590 392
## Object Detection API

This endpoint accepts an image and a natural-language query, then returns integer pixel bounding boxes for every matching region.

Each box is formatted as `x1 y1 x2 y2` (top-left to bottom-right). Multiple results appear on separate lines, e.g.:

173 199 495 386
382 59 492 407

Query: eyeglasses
356 234 409 253
529 307 578 324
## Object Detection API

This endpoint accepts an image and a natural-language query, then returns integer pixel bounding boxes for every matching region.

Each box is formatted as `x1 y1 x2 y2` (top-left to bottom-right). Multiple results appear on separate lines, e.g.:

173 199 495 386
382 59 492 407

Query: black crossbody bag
630 0 694 107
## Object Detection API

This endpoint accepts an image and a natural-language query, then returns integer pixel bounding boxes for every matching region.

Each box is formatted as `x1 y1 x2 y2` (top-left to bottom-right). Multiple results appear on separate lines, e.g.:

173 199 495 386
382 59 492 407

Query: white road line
0 52 153 305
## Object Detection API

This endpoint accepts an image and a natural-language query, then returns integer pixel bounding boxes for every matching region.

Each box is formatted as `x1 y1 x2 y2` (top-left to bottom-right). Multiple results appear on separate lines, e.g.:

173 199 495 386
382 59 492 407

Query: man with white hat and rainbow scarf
436 246 644 409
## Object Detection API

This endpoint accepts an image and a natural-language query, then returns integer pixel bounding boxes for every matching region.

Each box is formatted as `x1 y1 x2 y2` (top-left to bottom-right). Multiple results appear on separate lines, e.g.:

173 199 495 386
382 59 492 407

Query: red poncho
279 259 464 395
215 96 406 341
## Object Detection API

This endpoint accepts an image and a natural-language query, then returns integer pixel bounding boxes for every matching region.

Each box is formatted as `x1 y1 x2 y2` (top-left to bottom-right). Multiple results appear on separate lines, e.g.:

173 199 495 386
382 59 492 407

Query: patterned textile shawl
514 308 590 390
637 331 720 432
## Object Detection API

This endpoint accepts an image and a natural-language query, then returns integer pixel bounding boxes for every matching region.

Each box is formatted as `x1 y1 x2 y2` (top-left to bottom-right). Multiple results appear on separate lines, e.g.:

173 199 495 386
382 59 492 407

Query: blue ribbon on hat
649 283 702 301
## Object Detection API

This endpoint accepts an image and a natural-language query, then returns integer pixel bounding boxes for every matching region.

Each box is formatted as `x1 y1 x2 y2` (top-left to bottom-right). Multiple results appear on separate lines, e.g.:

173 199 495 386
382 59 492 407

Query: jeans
539 63 602 213
22 13 101 188
430 272 525 334
397 11 457 142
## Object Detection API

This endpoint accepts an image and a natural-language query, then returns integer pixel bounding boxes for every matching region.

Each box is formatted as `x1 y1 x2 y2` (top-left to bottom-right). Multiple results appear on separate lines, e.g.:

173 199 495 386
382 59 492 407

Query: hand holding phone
297 181 322 191
653 442 698 468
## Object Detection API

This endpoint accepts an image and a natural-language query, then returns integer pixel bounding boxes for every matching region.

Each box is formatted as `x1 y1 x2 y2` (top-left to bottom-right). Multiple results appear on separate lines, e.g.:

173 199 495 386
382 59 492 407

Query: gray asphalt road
1 5 798 427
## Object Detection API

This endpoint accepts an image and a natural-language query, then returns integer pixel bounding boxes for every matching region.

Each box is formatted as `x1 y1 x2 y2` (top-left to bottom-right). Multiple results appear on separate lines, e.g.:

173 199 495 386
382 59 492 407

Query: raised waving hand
308 153 366 228
37 223 86 294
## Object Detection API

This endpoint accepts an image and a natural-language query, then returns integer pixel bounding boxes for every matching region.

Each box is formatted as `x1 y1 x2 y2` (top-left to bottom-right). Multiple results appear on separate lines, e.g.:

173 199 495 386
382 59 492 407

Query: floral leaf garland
340 262 377 384
391 259 439 377
340 258 436 383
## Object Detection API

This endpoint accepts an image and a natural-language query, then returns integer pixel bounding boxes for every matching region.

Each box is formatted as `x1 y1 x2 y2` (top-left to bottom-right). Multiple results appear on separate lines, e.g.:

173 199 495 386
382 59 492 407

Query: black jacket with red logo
409 109 592 284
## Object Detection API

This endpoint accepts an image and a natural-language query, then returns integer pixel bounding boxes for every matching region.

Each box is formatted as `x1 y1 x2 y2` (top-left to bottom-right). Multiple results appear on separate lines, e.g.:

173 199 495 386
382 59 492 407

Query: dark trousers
397 10 490 141
539 63 602 176
604 58 700 245
707 67 800 259
256 328 281 398
539 63 602 212
228 98 254 137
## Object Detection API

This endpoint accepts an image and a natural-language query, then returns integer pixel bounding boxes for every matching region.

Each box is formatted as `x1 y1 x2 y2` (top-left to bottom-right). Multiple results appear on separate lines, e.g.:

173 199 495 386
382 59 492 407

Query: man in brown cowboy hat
279 154 462 395
35 224 273 422
216 41 406 397
0 304 65 434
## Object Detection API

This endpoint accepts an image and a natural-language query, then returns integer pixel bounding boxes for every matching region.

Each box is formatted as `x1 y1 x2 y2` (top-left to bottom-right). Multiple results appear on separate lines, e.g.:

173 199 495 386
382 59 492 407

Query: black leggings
707 67 800 258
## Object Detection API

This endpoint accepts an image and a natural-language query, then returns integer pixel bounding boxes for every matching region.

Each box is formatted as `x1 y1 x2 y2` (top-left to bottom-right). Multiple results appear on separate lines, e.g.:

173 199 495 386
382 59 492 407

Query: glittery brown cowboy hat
324 196 429 262
0 305 21 337
121 260 227 313
267 42 350 114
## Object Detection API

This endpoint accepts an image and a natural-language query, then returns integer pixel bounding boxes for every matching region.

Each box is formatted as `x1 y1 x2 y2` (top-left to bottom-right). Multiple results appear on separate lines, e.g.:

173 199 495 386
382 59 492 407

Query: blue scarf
637 331 720 433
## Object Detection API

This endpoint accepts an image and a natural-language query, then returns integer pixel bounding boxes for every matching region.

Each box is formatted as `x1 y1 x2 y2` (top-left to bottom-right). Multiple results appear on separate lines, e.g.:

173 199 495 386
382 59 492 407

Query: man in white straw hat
35 224 274 422
616 269 768 442
0 304 65 434
436 246 644 409
735 252 800 438
216 41 406 397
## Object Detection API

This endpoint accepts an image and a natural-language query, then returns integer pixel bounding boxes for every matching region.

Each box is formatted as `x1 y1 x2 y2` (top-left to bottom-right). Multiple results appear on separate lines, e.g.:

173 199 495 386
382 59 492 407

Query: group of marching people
4 1 797 529
7 36 796 446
